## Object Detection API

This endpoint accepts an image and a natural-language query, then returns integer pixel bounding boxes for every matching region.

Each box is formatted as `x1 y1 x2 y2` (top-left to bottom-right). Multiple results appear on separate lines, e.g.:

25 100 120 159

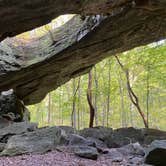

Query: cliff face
0 0 165 105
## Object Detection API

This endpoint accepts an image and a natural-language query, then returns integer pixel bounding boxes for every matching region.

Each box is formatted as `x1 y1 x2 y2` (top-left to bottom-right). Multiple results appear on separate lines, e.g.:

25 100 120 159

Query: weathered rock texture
0 90 30 122
145 140 166 165
1 0 158 41
0 0 166 105
0 122 37 143
0 123 166 164
1 126 61 156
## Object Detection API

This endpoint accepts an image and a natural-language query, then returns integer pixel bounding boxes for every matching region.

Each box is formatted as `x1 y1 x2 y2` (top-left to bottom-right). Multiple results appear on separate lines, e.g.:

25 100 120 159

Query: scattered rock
0 122 165 166
74 146 99 160
118 142 145 156
1 126 61 156
145 140 166 166
106 148 123 162
129 156 143 165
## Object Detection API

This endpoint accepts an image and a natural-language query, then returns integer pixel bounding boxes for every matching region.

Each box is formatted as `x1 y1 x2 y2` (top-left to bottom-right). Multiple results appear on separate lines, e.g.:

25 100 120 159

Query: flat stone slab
1 126 61 156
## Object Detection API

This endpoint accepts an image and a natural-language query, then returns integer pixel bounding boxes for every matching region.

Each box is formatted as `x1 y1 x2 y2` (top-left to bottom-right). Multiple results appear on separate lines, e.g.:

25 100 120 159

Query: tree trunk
71 79 76 129
87 71 95 128
115 55 149 128
71 78 81 129
94 66 98 126
77 77 81 130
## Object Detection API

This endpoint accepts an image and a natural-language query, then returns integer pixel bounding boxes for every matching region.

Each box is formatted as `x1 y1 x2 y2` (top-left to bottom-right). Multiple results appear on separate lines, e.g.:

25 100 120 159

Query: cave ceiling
0 0 165 105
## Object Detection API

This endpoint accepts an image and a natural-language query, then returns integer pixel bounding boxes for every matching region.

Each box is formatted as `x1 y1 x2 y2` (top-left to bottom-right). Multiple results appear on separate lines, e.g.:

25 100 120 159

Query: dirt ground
0 149 152 166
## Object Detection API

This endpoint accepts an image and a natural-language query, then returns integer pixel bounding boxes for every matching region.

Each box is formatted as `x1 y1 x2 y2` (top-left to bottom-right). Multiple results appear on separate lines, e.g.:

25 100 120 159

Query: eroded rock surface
74 146 99 160
0 0 138 41
0 122 38 143
1 126 61 156
79 126 113 141
0 1 165 105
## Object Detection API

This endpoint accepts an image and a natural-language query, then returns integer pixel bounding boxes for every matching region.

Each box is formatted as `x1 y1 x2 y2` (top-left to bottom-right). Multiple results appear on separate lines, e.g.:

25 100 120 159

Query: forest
28 40 166 130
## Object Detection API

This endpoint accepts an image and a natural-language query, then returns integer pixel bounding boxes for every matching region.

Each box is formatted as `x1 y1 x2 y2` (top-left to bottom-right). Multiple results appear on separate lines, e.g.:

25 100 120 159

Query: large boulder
118 142 145 156
145 140 166 166
106 148 123 162
105 127 144 148
142 128 166 145
86 137 108 151
58 126 75 145
79 126 113 141
74 146 99 160
1 126 61 156
0 122 38 143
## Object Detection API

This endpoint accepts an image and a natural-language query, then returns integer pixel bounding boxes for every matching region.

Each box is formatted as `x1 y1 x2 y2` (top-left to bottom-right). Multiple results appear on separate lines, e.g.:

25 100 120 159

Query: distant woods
29 42 166 130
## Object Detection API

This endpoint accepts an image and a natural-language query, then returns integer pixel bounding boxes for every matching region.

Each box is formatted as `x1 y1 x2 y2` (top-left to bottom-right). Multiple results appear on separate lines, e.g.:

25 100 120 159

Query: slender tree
71 78 81 129
77 77 81 130
94 66 98 126
87 71 95 128
115 55 148 128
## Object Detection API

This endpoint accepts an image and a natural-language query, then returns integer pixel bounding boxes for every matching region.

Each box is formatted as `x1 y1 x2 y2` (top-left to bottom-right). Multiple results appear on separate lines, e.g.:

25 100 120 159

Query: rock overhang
0 0 165 105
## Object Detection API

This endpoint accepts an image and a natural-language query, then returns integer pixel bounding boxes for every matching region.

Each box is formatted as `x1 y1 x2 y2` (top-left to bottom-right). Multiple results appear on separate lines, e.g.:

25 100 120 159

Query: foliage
28 41 166 130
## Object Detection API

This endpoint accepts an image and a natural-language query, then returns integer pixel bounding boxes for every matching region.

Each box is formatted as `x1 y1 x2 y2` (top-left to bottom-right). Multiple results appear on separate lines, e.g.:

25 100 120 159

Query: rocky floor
0 122 166 165
0 149 151 166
